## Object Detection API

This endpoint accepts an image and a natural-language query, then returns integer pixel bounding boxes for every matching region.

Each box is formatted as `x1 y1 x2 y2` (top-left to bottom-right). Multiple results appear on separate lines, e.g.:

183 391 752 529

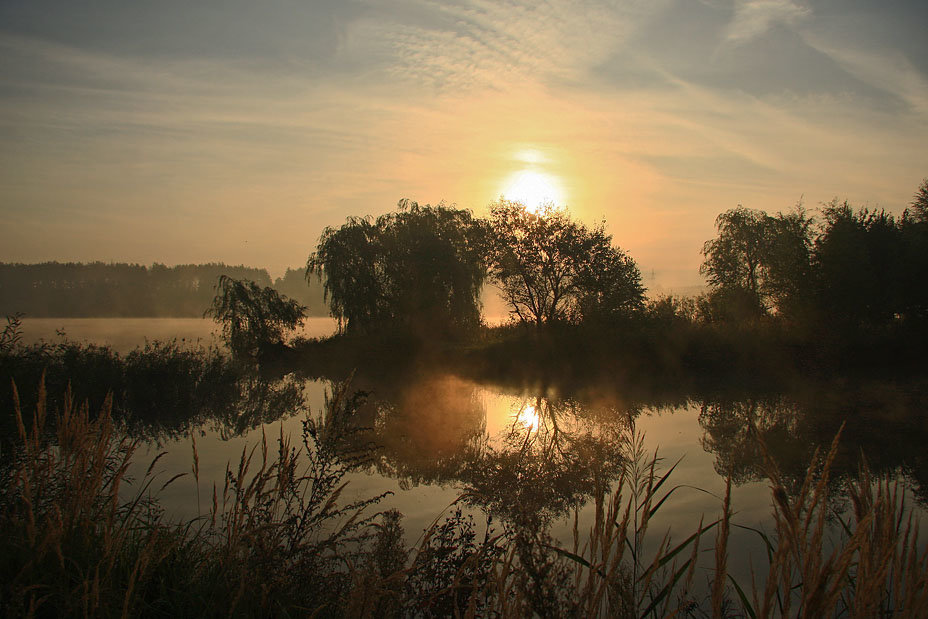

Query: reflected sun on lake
515 403 541 432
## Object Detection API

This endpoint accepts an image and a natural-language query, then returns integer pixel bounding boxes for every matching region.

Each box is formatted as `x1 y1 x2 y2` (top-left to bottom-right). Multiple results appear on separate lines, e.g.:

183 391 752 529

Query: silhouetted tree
812 200 901 329
308 216 384 333
909 178 928 223
308 201 488 335
700 205 813 321
763 208 815 320
900 179 928 321
206 275 306 358
487 201 643 326
700 208 770 320
574 225 646 324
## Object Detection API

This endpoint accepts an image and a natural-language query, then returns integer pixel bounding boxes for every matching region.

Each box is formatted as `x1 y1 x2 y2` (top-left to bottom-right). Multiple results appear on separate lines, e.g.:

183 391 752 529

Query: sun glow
515 404 541 432
500 170 565 212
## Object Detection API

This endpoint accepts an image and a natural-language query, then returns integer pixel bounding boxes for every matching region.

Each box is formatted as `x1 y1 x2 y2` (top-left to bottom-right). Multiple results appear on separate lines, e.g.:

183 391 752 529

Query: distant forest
0 262 328 317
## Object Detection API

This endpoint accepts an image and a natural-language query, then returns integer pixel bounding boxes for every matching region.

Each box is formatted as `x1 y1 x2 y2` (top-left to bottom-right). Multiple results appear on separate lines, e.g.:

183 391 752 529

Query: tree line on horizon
0 261 328 318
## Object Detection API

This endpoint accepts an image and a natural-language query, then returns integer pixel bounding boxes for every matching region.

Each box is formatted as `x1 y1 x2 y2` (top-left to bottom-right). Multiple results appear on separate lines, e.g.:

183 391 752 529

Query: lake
20 316 339 354
12 317 928 600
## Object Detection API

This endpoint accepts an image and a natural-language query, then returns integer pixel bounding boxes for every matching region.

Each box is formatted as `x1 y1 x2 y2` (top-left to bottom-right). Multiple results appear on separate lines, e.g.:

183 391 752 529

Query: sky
1 0 926 289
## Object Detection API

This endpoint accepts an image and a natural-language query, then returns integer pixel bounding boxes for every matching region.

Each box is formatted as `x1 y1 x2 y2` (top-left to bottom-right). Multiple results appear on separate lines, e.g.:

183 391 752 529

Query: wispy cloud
802 35 928 116
363 0 662 93
723 0 810 46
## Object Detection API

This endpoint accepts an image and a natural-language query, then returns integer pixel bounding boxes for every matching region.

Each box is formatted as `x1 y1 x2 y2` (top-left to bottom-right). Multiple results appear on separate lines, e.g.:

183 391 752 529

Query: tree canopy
487 201 644 326
307 201 488 335
700 206 813 321
700 179 928 329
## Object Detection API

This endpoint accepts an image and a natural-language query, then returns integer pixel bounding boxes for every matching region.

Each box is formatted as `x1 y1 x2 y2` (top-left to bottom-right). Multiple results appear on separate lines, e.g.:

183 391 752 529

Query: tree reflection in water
322 372 633 526
361 374 488 489
462 395 628 525
697 380 928 504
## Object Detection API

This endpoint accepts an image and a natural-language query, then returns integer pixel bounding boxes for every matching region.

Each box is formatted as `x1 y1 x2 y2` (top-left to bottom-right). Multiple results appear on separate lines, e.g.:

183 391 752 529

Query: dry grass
0 377 390 617
438 420 928 618
728 426 928 618
1 378 175 616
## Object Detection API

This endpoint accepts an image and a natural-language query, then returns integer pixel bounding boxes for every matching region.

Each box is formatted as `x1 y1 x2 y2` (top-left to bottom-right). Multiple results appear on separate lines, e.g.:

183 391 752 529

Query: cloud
360 0 664 94
723 0 810 46
802 34 928 116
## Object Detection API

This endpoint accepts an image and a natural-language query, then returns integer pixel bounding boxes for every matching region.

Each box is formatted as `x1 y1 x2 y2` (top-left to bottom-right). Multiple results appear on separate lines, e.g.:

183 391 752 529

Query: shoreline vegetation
3 182 928 615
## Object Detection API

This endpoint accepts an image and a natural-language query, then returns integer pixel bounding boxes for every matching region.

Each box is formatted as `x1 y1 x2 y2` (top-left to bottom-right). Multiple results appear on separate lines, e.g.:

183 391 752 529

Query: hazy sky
1 0 926 288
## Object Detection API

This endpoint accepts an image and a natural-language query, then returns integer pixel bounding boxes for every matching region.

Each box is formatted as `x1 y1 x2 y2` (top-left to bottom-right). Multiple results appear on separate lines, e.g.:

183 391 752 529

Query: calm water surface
20 317 338 353
20 318 928 592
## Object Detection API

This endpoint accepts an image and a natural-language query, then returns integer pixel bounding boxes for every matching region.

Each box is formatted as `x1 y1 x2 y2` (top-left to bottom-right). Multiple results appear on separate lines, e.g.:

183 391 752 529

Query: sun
500 170 565 212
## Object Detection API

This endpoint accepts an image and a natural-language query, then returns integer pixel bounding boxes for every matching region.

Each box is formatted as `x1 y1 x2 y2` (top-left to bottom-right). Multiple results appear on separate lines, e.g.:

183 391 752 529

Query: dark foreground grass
2 379 927 617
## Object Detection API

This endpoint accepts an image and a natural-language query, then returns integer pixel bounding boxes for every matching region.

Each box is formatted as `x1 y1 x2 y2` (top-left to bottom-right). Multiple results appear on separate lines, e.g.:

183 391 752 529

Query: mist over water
19 317 338 354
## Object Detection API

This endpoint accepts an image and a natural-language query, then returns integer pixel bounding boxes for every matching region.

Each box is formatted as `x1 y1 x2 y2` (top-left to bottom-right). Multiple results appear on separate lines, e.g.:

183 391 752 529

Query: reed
731 426 928 618
0 377 177 617
0 377 390 617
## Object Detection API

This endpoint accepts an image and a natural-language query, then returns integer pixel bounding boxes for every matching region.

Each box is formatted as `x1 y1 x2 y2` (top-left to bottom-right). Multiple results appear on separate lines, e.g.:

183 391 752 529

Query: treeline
0 262 328 317
306 179 928 339
689 180 928 334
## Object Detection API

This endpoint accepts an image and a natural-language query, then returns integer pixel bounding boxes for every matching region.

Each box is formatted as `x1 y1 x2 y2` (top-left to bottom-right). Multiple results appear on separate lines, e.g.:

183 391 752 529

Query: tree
700 205 813 321
206 275 306 358
901 179 928 320
307 216 385 333
308 201 488 335
812 200 901 328
908 177 928 223
574 225 646 323
700 207 771 319
486 201 644 326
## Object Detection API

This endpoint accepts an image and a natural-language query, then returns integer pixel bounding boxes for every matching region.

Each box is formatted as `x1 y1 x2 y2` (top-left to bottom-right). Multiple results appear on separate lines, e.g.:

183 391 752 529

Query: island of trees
199 179 928 384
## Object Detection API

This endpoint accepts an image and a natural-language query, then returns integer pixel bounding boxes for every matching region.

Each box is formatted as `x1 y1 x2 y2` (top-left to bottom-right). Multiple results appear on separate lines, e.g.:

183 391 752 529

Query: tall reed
1 378 177 617
727 426 928 618
0 377 392 617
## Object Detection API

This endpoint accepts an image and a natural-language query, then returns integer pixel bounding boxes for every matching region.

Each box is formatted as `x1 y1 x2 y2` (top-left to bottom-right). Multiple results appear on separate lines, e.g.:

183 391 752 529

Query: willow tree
206 275 306 358
307 216 385 333
487 200 644 326
308 200 488 335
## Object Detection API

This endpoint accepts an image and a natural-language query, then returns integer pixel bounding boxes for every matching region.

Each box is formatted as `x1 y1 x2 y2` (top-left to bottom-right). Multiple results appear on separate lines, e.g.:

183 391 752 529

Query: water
19 317 338 354
11 317 928 599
